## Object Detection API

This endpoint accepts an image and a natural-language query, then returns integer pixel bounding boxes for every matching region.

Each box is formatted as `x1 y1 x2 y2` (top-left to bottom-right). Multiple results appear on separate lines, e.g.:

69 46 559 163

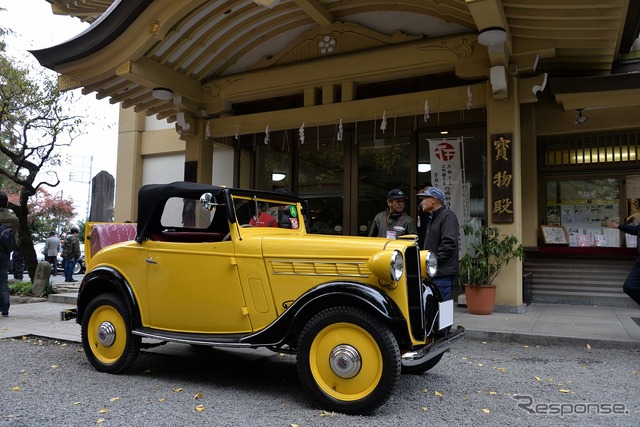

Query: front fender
77 267 140 329
241 281 405 346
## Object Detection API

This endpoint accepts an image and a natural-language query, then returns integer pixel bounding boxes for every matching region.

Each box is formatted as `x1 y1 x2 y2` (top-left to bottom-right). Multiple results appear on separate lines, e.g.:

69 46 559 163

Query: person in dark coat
368 189 417 238
62 227 81 282
418 186 459 300
0 192 19 317
608 219 640 306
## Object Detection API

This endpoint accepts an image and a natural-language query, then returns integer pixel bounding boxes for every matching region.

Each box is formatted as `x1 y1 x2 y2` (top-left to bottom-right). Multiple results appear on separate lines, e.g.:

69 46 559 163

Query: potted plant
460 224 524 314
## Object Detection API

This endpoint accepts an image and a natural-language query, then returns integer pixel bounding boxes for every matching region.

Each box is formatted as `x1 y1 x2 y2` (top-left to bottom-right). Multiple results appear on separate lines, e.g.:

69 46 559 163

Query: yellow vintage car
76 181 464 414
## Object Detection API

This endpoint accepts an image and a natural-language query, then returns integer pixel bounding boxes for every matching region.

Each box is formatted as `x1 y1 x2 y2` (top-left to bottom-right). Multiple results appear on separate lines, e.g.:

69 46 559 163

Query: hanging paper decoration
380 111 387 133
424 100 430 123
264 125 270 145
299 122 305 144
235 124 240 140
205 121 211 139
337 119 343 142
467 86 472 110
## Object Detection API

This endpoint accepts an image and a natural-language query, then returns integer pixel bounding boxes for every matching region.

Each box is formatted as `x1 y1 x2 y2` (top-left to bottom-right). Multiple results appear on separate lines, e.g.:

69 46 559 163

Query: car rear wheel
81 293 141 374
296 306 400 415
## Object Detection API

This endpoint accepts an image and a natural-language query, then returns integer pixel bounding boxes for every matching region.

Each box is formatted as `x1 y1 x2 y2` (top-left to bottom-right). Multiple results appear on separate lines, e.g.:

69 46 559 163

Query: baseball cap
387 189 407 200
417 186 446 202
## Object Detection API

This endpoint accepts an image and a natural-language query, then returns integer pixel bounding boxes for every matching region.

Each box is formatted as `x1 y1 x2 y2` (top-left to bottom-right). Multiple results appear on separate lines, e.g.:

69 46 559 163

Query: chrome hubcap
329 345 361 379
97 321 116 347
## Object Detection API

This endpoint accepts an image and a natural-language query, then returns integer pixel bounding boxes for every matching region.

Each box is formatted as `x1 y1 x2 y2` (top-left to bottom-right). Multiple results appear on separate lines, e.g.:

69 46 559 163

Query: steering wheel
222 224 254 241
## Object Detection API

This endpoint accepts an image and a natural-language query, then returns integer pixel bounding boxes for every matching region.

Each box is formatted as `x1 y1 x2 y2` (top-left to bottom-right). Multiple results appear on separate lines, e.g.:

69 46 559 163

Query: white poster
428 137 466 257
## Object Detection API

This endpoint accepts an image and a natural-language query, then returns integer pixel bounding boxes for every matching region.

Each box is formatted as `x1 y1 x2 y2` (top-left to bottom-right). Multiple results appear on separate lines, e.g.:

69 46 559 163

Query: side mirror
199 193 217 212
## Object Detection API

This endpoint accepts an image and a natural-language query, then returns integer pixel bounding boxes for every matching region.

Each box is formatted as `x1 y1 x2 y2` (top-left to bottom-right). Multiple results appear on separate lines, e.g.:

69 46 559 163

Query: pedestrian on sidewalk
43 230 61 275
608 219 640 306
418 186 459 301
62 227 81 283
11 247 24 280
0 192 19 317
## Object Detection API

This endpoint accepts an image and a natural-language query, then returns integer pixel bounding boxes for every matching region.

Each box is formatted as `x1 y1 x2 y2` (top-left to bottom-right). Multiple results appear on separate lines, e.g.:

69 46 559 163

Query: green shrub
9 280 58 297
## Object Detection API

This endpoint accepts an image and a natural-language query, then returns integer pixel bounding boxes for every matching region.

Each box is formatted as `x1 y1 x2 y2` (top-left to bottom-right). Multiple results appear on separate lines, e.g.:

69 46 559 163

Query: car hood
258 233 418 260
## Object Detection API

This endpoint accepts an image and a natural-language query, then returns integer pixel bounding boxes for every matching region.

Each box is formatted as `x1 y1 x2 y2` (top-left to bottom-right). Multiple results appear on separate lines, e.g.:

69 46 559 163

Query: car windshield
233 196 300 230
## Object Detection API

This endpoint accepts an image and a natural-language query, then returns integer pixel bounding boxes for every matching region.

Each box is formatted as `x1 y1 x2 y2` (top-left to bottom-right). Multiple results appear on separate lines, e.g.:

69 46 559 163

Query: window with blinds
539 131 640 171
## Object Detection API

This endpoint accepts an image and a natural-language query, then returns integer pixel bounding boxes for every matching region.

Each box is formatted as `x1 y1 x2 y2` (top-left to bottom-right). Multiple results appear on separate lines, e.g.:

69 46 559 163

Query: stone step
48 292 78 304
55 284 80 293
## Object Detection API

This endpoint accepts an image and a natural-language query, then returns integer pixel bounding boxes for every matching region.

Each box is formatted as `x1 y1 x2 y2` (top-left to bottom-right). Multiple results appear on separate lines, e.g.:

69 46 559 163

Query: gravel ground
0 336 638 426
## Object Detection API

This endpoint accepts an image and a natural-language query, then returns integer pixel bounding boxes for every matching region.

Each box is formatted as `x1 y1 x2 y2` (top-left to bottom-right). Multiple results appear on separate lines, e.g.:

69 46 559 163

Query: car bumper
400 325 465 367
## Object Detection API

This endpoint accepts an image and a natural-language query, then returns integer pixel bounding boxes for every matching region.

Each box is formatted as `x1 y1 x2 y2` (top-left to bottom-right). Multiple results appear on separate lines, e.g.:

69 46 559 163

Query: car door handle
146 257 158 264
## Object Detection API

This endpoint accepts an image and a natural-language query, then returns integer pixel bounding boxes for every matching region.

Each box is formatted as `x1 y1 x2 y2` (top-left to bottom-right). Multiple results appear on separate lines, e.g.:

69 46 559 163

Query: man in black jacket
418 186 459 300
62 227 81 282
368 189 417 239
0 192 19 317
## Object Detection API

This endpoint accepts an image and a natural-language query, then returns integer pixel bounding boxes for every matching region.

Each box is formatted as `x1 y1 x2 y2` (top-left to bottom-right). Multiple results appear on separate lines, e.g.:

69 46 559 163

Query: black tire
296 306 400 415
401 353 444 375
81 293 141 374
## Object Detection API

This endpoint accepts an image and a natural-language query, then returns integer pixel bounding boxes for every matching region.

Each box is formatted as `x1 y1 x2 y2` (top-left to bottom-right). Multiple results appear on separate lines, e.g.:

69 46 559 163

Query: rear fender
76 267 141 329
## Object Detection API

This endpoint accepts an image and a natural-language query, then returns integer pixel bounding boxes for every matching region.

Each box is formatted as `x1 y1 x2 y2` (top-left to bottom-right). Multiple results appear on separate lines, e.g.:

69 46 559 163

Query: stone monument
89 170 115 222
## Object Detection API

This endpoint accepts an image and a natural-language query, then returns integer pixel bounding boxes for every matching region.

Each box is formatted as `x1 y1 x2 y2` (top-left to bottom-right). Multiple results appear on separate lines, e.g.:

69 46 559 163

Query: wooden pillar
182 118 213 185
485 76 525 312
114 107 143 222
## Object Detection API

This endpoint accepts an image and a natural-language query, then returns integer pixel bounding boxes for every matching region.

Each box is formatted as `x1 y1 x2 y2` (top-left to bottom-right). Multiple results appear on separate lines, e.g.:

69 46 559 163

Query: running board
132 327 253 348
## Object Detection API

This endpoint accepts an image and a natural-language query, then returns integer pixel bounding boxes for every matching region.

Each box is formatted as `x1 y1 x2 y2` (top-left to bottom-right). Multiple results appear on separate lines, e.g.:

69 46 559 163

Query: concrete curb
462 329 639 350
9 296 47 304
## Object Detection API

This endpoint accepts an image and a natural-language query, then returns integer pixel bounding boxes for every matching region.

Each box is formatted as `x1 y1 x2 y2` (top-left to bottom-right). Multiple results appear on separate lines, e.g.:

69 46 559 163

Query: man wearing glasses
417 186 459 301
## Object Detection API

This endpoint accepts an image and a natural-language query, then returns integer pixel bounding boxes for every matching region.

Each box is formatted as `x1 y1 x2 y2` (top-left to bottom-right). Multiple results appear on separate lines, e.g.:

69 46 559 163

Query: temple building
32 0 640 310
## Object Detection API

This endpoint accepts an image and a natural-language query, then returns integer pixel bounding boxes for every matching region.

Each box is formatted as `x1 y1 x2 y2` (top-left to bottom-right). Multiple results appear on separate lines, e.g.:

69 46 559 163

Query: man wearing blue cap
369 189 417 239
417 186 459 300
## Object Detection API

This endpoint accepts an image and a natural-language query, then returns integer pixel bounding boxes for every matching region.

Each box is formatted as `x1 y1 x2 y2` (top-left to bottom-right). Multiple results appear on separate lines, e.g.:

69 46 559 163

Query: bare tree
1 34 84 280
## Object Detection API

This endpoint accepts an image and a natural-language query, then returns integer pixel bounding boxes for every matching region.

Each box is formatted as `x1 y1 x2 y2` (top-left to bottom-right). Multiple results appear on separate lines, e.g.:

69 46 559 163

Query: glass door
237 119 414 236
357 120 414 236
298 126 346 235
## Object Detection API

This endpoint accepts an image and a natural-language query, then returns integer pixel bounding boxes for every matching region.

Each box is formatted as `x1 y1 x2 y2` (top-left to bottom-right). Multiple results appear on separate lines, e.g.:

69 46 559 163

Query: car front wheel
81 293 141 374
296 306 400 415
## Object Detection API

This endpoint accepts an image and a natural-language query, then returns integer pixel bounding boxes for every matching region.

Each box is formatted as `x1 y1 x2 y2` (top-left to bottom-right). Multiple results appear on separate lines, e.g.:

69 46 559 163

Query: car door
145 238 251 333
142 194 251 334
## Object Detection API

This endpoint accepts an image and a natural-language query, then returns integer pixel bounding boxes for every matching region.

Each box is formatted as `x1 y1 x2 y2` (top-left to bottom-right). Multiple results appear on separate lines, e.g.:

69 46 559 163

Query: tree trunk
15 188 38 281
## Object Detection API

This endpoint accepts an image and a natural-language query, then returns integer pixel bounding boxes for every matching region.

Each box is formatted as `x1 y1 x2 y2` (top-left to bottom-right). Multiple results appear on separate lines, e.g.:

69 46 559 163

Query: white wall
145 116 174 131
212 143 234 187
142 154 185 185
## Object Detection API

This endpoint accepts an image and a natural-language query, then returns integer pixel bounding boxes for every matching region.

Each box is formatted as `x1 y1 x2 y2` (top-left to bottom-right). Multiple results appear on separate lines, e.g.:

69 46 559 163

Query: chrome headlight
367 249 404 285
421 250 438 278
390 250 404 282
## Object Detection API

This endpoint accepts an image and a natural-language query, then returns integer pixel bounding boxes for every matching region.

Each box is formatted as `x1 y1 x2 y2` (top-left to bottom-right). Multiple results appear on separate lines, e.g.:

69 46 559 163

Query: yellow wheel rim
309 322 383 401
87 304 127 364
